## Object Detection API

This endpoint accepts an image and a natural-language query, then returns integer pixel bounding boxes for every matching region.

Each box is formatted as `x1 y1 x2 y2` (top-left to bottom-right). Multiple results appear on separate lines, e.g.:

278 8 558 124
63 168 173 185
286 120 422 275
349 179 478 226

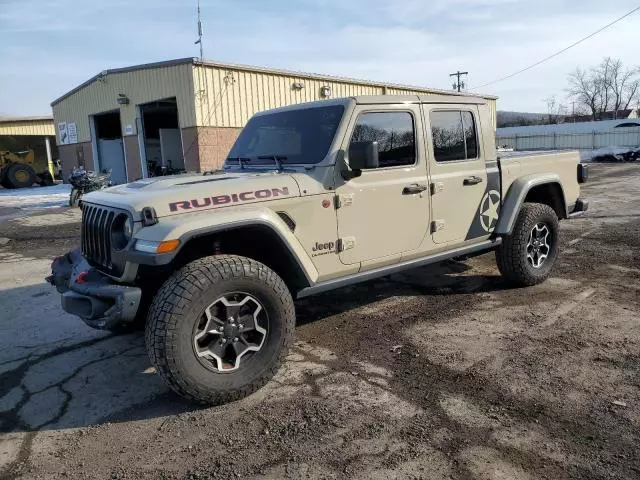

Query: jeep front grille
81 204 116 269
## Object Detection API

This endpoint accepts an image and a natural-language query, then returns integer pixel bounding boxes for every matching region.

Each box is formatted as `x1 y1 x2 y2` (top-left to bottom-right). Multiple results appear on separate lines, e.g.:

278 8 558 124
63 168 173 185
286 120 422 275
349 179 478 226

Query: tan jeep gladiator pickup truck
48 94 589 404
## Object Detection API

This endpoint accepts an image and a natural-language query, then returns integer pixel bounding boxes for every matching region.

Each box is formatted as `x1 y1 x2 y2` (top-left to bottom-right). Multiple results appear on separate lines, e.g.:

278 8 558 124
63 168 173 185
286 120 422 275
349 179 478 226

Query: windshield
227 105 345 165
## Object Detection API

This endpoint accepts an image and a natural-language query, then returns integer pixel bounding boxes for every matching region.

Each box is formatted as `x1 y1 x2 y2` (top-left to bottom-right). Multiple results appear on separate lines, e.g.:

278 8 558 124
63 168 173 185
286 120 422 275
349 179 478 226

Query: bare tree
602 57 640 118
622 76 640 112
567 58 640 120
544 96 557 124
567 68 601 121
544 96 568 124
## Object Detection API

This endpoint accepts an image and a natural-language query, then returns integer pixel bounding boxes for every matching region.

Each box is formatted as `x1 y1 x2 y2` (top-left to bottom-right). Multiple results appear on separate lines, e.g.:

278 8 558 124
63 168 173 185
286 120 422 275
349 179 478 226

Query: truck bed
498 150 581 216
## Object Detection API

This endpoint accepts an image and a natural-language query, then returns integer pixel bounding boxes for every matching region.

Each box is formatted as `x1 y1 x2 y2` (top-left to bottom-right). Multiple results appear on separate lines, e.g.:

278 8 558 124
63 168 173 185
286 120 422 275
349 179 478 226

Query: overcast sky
1 0 638 116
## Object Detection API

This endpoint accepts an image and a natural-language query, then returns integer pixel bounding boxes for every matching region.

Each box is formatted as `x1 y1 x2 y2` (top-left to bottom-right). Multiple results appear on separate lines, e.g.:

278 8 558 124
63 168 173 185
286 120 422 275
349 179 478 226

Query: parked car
48 95 588 405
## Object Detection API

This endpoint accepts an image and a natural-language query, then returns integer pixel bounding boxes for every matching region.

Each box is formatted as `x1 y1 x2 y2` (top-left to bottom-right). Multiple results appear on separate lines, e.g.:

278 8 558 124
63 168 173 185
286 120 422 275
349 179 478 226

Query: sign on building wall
68 122 78 143
58 121 78 144
58 122 68 145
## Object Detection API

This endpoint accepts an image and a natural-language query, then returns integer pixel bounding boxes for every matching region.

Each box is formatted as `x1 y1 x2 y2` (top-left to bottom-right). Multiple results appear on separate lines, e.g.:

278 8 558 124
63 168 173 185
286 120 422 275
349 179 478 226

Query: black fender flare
126 218 316 286
494 174 566 235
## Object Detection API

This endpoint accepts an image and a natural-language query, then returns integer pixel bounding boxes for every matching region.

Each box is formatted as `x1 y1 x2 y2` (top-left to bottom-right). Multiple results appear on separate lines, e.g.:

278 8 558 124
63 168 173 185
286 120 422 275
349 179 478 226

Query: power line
475 5 640 89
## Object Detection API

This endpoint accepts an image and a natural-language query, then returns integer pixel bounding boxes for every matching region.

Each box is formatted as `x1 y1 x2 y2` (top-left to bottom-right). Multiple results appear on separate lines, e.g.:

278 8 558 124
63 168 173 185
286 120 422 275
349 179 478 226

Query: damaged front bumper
46 249 142 330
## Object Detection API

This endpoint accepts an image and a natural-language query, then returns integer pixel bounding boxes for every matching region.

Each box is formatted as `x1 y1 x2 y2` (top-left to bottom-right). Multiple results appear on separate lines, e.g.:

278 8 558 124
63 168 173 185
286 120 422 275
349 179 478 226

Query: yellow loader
0 149 55 189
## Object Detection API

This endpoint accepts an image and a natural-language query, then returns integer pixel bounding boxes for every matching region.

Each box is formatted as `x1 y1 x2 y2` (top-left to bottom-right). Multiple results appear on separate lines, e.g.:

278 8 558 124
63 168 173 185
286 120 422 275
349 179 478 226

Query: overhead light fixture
320 85 331 98
292 82 304 90
117 93 130 105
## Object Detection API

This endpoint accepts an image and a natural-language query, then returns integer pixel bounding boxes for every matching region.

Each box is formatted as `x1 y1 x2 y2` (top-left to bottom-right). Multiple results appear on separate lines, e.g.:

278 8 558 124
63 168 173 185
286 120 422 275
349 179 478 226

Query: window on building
430 110 479 162
350 112 416 168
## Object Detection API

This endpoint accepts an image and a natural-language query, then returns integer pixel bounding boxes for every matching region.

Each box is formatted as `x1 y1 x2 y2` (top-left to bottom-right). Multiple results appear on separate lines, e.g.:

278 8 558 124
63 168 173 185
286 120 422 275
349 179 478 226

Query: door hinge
337 236 356 252
431 220 445 233
430 182 444 195
335 194 354 208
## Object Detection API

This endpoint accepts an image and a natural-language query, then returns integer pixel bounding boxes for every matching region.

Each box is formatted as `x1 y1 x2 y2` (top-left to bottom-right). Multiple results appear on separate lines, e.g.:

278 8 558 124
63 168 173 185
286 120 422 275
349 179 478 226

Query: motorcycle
146 159 185 177
67 167 112 207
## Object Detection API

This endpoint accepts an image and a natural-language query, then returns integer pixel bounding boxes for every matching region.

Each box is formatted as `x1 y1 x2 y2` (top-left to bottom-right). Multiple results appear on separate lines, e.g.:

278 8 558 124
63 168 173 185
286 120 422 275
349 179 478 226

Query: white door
335 105 430 265
98 139 127 184
159 128 185 169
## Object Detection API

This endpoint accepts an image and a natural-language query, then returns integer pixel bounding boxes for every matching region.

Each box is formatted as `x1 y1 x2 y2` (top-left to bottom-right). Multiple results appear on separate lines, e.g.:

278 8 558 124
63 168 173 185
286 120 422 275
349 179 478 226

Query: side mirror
349 141 379 170
342 141 378 179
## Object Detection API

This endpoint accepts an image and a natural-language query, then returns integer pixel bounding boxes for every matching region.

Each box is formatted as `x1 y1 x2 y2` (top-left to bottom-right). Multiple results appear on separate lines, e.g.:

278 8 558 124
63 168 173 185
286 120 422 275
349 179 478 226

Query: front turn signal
156 239 180 254
134 239 180 254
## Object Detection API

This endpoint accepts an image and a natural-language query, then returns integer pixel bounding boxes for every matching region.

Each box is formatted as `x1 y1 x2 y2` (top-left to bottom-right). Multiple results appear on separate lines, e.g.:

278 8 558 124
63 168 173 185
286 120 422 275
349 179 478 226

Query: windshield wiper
257 155 288 171
226 156 252 169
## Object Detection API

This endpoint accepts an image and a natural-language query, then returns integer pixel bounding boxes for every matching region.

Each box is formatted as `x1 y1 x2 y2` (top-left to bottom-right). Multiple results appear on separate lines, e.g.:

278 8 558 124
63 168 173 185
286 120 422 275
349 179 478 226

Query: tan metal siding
0 120 55 136
193 64 497 129
52 64 195 145
194 65 384 128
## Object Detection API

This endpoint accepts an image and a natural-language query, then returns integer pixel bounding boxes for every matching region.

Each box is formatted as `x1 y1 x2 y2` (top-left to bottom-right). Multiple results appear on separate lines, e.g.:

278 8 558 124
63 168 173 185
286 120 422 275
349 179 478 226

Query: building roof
51 57 497 106
0 116 55 137
0 115 54 123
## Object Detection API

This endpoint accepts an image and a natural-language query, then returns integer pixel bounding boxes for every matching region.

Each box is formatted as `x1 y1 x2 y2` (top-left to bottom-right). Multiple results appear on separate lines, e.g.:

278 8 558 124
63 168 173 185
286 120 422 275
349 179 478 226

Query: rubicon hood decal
169 186 291 212
83 172 300 217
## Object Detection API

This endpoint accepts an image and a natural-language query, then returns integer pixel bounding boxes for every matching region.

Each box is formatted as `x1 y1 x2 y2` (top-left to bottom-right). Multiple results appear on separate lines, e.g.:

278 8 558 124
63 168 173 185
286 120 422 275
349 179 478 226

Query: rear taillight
577 163 589 184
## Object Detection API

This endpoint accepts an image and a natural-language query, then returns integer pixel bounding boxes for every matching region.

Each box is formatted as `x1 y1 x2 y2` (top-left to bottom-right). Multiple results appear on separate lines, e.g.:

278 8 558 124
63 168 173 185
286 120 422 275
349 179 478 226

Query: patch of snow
499 147 640 163
0 184 71 210
579 146 640 163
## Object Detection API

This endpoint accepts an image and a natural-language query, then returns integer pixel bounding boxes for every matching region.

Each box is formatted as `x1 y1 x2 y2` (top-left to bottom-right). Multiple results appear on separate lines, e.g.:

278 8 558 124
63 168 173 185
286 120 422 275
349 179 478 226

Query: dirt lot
1 164 639 480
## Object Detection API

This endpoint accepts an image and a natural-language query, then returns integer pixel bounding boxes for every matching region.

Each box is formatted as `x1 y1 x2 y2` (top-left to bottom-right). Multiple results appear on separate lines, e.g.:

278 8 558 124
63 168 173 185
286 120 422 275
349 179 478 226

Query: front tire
69 188 81 207
145 255 295 405
5 163 36 189
496 203 559 286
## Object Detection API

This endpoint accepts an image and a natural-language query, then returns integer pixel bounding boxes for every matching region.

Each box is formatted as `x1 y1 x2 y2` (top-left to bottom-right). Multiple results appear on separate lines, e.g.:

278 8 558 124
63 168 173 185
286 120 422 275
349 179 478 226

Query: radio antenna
195 0 203 60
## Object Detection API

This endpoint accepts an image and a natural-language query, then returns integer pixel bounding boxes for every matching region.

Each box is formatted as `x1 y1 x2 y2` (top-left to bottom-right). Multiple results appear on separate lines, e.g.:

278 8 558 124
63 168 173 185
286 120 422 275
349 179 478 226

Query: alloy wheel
526 223 551 269
193 292 267 373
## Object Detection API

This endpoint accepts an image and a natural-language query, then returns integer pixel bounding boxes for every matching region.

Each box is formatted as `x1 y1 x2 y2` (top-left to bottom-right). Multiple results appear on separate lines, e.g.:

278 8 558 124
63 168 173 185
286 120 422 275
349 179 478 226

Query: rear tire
5 163 36 189
496 203 559 286
145 255 295 405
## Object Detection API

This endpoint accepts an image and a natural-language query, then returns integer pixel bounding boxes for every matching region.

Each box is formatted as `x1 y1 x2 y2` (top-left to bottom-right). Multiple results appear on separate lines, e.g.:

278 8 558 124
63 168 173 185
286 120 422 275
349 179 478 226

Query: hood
82 171 301 218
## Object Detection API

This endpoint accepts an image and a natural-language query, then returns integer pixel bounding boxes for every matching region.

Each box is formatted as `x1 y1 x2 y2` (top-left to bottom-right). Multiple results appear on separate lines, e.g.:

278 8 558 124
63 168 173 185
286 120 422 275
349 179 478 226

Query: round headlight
123 217 133 241
111 214 133 251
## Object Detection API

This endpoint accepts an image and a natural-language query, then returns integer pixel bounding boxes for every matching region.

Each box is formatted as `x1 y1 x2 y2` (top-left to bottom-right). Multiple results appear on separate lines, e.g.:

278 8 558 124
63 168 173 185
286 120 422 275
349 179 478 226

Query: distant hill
497 111 550 128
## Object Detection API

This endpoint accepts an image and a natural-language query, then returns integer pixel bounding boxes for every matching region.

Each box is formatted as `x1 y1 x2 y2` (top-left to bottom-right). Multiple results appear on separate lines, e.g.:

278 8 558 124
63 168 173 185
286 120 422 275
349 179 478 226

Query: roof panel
51 57 497 106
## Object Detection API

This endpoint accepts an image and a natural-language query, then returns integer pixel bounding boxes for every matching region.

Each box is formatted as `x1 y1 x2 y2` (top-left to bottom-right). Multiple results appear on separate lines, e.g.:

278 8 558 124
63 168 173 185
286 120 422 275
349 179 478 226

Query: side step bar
296 239 502 299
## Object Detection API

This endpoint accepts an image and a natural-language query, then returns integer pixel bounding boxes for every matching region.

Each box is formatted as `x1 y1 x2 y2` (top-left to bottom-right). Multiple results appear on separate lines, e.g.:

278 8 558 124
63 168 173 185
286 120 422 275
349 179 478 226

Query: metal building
51 58 497 183
0 116 58 173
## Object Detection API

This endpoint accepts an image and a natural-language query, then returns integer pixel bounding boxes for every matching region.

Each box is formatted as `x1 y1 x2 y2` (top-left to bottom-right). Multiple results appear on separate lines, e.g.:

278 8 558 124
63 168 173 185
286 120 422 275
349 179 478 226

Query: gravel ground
0 164 639 480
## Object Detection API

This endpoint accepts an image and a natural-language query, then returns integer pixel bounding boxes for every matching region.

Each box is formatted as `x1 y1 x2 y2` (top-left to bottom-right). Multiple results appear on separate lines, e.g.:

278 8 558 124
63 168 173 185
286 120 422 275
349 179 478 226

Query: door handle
402 184 428 195
463 176 483 186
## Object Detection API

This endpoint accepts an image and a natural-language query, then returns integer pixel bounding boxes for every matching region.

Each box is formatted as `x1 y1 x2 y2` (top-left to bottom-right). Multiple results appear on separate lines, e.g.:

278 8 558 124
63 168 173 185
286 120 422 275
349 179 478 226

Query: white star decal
480 190 501 232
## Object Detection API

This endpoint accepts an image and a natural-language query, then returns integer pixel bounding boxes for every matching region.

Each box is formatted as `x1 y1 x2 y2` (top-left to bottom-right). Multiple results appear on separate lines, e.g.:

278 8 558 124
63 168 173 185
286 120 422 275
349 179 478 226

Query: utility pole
449 71 468 92
195 0 204 61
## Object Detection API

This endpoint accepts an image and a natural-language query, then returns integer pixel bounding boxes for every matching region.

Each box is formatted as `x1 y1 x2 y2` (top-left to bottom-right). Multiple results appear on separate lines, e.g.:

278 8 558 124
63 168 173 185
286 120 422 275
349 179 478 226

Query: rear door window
430 110 479 162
